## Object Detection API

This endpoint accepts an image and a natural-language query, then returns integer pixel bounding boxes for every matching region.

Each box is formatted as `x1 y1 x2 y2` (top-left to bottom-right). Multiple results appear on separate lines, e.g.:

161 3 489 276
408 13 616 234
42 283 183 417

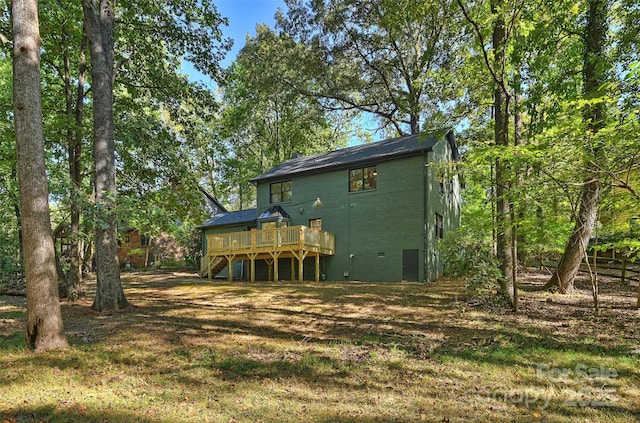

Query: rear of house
200 131 461 282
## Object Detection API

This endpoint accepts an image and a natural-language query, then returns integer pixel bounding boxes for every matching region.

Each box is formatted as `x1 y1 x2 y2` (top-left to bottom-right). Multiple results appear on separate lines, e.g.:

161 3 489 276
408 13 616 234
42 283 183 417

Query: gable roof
198 186 228 216
252 130 457 183
258 205 291 220
198 208 257 229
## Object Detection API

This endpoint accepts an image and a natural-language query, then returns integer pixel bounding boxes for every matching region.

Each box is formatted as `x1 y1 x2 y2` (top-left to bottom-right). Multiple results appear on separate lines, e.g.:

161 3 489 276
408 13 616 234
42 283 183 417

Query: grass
1 270 639 422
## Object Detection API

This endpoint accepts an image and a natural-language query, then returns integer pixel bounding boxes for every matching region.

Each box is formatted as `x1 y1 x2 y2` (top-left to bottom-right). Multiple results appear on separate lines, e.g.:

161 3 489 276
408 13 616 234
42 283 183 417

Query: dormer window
270 181 292 203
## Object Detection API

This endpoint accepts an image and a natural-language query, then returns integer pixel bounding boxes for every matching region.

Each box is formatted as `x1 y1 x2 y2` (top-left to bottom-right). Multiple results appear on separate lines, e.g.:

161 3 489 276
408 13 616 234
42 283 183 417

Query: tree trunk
12 167 24 266
66 32 88 302
56 249 68 299
12 0 68 351
514 73 526 265
83 0 128 311
492 0 514 303
410 114 420 135
545 0 608 293
83 240 94 274
545 180 600 293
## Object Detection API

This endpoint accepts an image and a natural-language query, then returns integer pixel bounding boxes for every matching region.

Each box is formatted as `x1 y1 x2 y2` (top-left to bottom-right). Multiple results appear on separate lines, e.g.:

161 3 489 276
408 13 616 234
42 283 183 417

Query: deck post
225 254 236 282
274 255 279 282
291 258 296 281
299 227 304 250
269 252 281 282
265 259 273 281
296 250 308 282
298 255 304 282
207 255 212 281
249 253 257 282
315 254 320 282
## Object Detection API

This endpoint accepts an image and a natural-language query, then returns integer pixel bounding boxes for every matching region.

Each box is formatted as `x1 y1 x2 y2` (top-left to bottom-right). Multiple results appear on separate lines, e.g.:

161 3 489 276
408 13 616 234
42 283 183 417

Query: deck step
200 256 228 278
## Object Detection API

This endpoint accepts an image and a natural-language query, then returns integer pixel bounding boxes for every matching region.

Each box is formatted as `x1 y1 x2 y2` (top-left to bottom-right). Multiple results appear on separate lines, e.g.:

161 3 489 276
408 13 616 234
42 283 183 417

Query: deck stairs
200 256 227 278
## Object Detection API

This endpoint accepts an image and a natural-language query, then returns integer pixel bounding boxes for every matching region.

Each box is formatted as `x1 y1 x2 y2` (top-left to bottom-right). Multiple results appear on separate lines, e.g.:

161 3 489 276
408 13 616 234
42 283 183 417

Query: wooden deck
202 225 335 282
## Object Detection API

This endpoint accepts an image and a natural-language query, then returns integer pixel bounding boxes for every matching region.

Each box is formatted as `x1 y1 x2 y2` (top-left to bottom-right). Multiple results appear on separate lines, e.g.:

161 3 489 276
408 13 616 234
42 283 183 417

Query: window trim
349 165 377 192
270 180 292 203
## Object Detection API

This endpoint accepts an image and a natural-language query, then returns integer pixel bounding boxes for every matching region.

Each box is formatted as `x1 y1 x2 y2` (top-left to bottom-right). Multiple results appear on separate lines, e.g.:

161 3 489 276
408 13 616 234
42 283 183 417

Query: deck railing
206 225 335 257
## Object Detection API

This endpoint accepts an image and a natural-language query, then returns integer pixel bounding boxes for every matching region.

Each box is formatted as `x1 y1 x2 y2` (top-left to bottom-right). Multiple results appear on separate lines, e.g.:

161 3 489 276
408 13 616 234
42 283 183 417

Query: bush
438 228 503 294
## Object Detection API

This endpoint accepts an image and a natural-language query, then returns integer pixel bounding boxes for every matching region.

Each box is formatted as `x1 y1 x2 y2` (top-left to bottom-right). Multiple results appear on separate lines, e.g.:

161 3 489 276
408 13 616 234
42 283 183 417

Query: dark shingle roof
198 209 257 229
252 130 455 183
198 186 228 215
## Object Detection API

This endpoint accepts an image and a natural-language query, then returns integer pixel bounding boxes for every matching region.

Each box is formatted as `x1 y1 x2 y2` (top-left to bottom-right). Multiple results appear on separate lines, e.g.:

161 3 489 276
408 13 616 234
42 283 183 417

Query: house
200 130 461 282
117 228 152 269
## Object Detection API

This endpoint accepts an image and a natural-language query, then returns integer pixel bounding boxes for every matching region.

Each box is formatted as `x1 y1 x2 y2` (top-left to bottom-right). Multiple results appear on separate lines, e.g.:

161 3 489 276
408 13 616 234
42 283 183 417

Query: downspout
200 228 205 274
423 151 430 283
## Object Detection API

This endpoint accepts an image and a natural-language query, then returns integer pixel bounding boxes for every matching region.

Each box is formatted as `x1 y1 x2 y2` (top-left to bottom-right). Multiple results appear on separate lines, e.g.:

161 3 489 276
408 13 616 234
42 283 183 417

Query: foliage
216 25 350 209
151 233 186 267
0 61 21 281
438 227 502 294
173 221 203 266
277 0 469 135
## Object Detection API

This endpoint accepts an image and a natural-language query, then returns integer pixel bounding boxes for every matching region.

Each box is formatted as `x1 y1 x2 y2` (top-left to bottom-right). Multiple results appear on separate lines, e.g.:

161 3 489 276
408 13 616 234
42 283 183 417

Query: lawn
1 270 638 422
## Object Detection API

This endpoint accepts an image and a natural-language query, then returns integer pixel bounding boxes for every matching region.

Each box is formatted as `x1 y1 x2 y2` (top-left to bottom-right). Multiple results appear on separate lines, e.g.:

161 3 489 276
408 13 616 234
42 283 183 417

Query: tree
545 0 609 293
217 25 350 208
83 0 128 311
38 0 89 301
457 0 521 304
277 0 467 135
112 0 229 237
12 0 68 350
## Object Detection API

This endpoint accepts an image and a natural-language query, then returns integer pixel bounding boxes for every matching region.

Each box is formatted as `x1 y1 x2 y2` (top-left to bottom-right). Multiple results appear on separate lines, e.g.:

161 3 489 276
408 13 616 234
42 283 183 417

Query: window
435 213 444 239
309 218 322 230
438 175 445 195
141 234 150 247
124 234 130 244
349 166 377 192
270 181 292 203
261 221 276 230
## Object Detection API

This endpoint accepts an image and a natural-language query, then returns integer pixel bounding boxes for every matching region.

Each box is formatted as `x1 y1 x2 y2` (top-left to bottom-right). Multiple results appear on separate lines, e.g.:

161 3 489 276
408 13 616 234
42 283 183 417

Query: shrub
438 227 502 293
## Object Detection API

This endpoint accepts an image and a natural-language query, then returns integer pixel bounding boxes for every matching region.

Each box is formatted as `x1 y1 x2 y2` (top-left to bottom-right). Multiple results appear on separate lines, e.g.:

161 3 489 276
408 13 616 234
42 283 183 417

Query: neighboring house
117 228 152 269
200 131 461 282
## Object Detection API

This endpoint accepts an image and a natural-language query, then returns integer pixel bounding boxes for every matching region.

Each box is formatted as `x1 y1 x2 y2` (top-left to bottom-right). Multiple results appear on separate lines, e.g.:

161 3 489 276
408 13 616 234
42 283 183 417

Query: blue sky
217 0 286 65
183 0 380 142
182 0 286 87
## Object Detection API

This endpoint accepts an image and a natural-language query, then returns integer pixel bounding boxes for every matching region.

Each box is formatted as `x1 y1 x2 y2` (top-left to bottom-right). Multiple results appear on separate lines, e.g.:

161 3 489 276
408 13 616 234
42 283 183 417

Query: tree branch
456 0 511 99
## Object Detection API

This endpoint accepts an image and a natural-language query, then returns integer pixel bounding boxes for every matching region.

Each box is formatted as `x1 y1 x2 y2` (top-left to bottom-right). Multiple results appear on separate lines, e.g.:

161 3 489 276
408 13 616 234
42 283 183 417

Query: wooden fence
544 254 640 284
